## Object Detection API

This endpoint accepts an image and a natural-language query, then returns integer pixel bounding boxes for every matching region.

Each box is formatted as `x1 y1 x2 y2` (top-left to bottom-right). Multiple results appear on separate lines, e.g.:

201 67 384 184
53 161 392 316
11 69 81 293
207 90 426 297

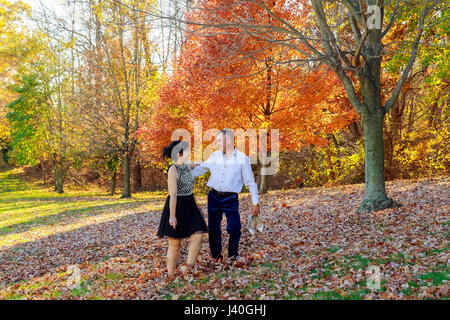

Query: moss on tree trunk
358 113 400 212
121 153 131 198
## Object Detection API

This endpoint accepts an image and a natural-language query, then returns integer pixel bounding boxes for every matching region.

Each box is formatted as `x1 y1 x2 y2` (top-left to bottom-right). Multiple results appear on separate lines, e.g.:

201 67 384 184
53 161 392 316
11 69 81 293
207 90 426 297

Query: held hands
169 216 177 229
188 164 200 170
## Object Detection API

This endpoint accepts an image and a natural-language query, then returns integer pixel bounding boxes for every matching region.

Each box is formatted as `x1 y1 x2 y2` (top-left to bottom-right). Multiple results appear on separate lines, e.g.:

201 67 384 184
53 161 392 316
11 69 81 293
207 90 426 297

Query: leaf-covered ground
0 168 448 300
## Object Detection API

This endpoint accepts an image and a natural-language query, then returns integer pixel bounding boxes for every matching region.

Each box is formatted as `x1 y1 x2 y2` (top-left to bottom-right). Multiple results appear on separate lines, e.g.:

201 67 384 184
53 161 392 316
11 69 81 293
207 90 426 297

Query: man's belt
211 189 238 198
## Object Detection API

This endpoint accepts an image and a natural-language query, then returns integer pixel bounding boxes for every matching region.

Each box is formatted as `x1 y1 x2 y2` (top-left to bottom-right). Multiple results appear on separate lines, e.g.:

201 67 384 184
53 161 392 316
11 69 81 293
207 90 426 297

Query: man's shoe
229 255 246 267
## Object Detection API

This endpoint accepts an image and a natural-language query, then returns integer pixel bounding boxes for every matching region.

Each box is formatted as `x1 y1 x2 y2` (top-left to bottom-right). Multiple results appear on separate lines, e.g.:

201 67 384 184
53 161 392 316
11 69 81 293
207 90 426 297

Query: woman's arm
191 152 214 177
167 165 178 229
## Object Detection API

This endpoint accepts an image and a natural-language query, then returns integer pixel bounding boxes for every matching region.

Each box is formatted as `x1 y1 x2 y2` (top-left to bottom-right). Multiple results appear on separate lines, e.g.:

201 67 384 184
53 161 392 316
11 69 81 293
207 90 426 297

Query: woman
157 140 208 282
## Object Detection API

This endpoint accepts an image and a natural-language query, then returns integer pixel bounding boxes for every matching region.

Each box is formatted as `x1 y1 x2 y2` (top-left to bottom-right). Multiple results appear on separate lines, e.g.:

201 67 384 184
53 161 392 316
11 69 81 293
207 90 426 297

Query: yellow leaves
62 38 75 50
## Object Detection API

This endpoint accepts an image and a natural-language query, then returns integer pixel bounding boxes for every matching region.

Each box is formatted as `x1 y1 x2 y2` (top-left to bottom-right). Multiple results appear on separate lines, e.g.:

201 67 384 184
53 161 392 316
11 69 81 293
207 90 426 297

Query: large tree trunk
352 26 402 212
52 155 65 194
51 153 58 192
55 171 64 194
358 113 398 212
2 148 10 168
349 121 363 141
259 162 270 195
41 158 46 185
121 152 131 198
110 170 117 196
133 156 142 192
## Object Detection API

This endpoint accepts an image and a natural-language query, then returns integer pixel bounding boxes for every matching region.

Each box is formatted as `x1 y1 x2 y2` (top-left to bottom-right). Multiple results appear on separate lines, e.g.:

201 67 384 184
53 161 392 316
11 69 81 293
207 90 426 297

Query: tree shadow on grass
0 199 165 238
0 208 165 288
0 174 31 193
1 194 165 202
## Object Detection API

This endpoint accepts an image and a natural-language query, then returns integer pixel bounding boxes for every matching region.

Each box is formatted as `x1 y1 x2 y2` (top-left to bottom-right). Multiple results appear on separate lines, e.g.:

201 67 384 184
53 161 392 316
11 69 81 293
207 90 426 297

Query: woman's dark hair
161 140 189 161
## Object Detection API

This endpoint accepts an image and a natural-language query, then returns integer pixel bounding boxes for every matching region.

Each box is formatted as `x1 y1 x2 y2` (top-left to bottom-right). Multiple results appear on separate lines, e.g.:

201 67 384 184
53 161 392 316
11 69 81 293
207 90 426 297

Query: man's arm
242 155 260 215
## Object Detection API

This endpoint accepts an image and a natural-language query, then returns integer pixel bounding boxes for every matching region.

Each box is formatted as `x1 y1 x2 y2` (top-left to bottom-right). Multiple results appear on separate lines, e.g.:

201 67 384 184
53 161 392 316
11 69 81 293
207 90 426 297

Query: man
191 128 260 262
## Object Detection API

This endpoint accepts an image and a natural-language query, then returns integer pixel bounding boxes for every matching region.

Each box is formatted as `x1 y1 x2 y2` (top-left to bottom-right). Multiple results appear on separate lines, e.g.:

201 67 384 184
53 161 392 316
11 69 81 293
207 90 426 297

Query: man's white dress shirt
191 148 260 205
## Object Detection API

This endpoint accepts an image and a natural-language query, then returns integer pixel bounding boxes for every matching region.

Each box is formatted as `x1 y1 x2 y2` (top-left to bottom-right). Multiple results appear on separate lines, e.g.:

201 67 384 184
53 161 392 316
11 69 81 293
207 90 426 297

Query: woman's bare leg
167 237 182 280
176 239 183 263
187 232 203 266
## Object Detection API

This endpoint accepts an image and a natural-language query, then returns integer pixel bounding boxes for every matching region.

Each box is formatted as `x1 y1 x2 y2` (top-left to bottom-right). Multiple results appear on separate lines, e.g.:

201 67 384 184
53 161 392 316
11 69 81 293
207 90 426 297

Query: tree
0 0 32 168
146 1 358 193
135 0 445 211
84 0 159 198
6 28 76 193
381 4 449 180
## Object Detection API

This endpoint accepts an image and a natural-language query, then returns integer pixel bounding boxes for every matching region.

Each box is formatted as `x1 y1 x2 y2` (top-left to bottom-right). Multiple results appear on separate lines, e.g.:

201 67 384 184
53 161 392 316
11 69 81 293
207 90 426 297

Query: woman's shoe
180 264 189 273
165 274 175 283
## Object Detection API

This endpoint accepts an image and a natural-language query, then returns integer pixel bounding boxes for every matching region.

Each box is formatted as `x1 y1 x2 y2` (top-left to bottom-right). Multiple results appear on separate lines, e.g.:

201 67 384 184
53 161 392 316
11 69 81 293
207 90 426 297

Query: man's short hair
217 128 235 142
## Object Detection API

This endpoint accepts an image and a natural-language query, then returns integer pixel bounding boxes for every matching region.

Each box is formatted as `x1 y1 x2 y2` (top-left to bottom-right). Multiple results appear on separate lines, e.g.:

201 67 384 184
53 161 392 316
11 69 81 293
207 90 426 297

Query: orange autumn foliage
138 0 358 161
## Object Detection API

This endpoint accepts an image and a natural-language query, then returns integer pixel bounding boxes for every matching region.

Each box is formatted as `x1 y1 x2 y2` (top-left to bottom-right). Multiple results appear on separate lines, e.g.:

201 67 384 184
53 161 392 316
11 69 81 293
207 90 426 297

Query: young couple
157 128 261 282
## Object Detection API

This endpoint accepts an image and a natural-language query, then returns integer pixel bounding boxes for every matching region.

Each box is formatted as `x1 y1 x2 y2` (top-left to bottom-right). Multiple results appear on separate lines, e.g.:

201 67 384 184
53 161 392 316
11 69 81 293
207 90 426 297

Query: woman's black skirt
157 194 208 239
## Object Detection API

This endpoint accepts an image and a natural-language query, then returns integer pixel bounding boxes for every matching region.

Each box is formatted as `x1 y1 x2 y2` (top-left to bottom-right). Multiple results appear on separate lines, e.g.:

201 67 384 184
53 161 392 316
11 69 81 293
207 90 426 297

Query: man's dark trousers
207 190 241 258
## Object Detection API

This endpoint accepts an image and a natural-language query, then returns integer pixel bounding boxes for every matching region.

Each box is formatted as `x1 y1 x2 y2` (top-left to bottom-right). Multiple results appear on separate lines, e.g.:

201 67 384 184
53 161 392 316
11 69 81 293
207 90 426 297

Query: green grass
6 293 27 300
215 272 228 279
344 289 372 300
423 245 450 256
70 280 92 297
104 273 125 281
312 291 343 300
43 290 62 299
327 246 341 253
240 281 264 295
0 167 448 300
0 168 166 247
417 266 449 286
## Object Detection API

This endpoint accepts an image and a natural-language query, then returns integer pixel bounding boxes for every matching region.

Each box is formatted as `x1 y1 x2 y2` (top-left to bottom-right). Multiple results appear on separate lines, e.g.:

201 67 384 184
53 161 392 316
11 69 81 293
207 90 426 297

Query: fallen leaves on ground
0 175 448 300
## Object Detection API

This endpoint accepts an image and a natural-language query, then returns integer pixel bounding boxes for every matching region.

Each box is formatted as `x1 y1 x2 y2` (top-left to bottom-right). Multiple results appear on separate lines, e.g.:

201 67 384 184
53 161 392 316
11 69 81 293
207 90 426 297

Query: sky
22 0 66 14
18 0 177 73
22 0 64 10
